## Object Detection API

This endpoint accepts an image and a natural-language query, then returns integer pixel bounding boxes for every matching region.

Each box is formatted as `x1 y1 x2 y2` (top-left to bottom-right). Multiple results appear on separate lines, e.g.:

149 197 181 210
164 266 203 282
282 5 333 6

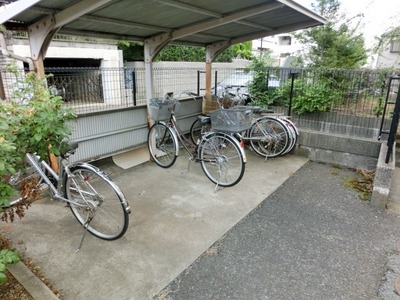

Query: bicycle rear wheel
147 123 177 168
64 166 129 240
249 117 289 157
280 118 298 155
199 133 245 187
190 117 212 144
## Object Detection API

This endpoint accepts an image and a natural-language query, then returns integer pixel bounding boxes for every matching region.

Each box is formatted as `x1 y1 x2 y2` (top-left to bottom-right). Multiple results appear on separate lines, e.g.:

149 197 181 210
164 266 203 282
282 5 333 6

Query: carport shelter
0 0 325 109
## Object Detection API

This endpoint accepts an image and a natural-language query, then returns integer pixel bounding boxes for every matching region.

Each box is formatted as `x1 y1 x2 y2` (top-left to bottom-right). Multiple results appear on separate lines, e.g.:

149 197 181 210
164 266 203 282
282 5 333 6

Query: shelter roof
1 0 325 47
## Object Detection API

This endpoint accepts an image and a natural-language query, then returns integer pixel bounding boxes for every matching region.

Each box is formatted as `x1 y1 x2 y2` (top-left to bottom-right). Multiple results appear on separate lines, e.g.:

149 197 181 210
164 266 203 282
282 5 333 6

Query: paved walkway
3 151 308 299
4 152 400 299
158 162 400 300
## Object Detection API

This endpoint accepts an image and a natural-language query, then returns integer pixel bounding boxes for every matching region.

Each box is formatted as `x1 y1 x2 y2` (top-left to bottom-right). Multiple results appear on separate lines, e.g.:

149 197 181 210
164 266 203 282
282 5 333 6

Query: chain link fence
0 66 398 138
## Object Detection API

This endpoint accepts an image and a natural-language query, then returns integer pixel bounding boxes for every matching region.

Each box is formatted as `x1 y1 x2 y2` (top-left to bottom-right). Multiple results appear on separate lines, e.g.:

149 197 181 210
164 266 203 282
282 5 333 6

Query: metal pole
132 70 136 106
386 80 400 163
288 72 296 116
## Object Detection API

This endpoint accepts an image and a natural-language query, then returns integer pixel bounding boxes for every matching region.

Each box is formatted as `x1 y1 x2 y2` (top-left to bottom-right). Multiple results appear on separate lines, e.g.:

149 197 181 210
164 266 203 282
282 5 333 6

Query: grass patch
344 168 375 201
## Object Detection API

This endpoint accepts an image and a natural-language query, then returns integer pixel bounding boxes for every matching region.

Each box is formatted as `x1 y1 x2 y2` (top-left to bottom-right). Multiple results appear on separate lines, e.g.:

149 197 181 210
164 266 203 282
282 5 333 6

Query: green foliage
274 76 341 114
295 0 367 69
232 42 253 60
157 45 205 61
245 54 278 107
0 64 76 212
117 41 144 61
117 41 251 62
0 249 20 283
0 64 75 283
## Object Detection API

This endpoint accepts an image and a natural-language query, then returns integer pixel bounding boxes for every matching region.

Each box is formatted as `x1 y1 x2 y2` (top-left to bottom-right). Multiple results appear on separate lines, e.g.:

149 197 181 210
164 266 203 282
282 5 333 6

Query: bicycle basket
210 108 253 133
148 98 180 121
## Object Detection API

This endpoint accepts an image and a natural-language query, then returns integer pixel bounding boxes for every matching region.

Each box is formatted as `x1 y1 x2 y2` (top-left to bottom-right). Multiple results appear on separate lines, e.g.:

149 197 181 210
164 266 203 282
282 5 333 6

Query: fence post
288 72 298 116
386 81 400 163
131 70 137 106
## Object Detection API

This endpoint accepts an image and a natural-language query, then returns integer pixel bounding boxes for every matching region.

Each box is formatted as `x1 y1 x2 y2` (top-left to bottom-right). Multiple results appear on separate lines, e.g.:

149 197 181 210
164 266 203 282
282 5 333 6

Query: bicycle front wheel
64 166 129 240
199 133 245 187
147 123 177 168
249 117 289 157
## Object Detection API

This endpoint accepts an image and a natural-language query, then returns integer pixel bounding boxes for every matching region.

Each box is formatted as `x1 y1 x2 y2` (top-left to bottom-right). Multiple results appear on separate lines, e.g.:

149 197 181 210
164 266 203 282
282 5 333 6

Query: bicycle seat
59 140 79 157
197 115 211 124
253 108 274 114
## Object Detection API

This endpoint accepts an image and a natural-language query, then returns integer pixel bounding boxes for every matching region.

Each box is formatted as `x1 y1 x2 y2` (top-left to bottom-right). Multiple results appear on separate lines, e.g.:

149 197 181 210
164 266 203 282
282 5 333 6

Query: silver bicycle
147 91 248 190
6 141 131 251
190 92 297 159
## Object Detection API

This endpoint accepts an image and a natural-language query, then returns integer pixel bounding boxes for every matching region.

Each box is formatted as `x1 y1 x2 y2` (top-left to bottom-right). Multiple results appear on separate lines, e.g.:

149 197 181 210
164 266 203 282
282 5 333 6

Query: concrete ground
159 162 400 300
2 150 308 299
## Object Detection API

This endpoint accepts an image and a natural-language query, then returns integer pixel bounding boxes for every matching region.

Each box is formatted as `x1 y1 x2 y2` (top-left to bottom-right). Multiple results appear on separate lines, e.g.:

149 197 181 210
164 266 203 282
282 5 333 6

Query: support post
204 41 230 114
144 33 171 101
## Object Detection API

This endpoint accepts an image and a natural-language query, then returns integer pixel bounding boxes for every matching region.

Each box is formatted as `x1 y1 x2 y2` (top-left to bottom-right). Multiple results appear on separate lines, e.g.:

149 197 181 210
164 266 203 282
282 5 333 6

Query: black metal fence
0 65 398 138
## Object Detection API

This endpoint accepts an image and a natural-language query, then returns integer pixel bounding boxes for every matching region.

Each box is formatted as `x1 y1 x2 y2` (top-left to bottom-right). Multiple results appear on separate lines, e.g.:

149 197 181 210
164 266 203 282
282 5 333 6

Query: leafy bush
0 65 75 282
246 55 277 107
0 249 20 283
0 65 76 213
273 77 341 114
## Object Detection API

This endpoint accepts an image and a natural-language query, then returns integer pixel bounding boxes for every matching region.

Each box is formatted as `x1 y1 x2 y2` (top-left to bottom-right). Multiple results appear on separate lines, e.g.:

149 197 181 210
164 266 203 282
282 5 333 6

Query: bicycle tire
64 165 129 240
189 117 212 145
147 123 177 168
199 132 245 187
280 118 298 155
248 117 289 157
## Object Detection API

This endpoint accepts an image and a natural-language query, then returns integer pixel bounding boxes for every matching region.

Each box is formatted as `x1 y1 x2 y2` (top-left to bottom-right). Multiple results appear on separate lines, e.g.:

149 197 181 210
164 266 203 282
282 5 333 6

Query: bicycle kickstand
76 215 93 253
187 158 192 172
214 181 222 193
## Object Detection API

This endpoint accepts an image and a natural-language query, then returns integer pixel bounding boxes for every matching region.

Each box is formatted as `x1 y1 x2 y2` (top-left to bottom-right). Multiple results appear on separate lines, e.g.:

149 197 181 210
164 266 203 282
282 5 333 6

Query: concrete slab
2 151 307 299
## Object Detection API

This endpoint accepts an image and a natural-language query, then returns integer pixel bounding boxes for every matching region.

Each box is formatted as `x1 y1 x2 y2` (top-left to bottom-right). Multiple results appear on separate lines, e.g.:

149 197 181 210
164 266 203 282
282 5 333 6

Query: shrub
0 65 75 281
273 77 341 114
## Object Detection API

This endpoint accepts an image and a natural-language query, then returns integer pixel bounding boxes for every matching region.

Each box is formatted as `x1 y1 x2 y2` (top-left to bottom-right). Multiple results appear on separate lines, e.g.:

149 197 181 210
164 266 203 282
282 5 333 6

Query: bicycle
147 91 248 190
6 141 131 252
190 92 297 159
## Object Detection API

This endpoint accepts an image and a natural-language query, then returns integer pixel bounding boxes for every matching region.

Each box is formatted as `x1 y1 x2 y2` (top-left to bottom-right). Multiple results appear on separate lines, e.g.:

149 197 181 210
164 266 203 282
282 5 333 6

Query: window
390 40 400 53
278 36 292 46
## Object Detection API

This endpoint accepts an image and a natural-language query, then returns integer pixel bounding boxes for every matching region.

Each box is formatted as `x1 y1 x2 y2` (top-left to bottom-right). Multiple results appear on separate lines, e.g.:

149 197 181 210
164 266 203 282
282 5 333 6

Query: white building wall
8 39 122 67
252 34 303 67
5 39 124 105
376 41 400 69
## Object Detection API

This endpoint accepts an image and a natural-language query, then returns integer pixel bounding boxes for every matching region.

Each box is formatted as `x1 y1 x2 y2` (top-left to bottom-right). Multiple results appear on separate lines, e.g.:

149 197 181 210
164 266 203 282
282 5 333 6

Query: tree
232 42 253 60
117 41 251 62
245 52 277 107
117 41 144 61
294 0 367 69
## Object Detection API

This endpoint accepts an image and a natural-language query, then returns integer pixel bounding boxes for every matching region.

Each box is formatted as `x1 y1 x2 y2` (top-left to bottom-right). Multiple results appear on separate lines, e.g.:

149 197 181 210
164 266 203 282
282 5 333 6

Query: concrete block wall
293 129 381 170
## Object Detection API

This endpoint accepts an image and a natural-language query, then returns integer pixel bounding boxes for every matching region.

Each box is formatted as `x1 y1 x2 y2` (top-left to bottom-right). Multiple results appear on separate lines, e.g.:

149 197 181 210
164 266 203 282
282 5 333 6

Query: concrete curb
7 261 59 300
371 142 396 208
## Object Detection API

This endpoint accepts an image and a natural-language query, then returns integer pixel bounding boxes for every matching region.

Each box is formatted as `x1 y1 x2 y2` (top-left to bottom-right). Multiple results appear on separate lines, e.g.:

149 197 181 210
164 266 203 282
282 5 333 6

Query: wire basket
210 108 253 133
148 98 180 121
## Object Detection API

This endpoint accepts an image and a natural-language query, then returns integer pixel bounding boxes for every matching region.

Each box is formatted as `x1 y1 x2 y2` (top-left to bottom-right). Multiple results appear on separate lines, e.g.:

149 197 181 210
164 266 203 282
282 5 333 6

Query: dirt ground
0 233 60 299
0 270 33 300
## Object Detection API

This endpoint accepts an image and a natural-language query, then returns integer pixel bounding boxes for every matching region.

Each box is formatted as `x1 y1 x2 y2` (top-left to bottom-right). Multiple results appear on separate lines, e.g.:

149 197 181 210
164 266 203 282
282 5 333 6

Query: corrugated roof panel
2 0 325 47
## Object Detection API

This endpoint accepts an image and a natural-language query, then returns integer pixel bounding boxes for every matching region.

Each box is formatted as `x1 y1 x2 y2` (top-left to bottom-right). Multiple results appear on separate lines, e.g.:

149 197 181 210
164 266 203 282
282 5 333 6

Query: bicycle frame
24 152 131 213
163 104 246 164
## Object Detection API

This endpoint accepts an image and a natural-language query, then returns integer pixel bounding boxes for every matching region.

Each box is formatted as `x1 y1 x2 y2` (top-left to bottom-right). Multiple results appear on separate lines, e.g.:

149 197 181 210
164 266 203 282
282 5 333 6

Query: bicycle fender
156 121 180 156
